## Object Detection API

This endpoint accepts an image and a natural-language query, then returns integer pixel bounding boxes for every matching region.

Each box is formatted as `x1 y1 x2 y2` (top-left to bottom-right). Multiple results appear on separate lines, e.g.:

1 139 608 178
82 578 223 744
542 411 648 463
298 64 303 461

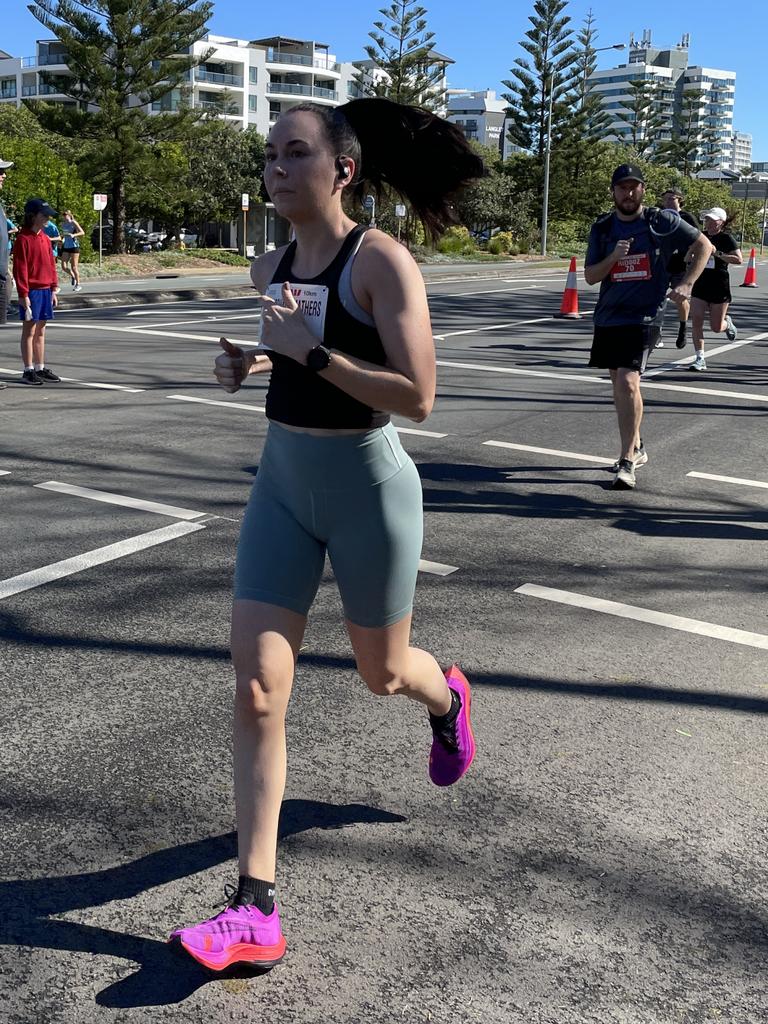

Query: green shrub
487 231 516 255
437 225 475 255
189 248 250 266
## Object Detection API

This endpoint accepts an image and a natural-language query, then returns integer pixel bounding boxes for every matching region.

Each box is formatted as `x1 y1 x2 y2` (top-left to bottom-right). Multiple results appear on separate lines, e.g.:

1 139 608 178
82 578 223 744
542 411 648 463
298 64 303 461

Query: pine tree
357 0 447 110
573 10 612 139
27 0 214 251
501 0 579 159
612 79 666 158
656 89 719 177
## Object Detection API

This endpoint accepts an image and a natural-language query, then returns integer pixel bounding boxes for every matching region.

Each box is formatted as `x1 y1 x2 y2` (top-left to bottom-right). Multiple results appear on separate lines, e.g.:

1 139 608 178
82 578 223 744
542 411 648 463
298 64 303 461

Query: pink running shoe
169 899 286 971
429 664 476 787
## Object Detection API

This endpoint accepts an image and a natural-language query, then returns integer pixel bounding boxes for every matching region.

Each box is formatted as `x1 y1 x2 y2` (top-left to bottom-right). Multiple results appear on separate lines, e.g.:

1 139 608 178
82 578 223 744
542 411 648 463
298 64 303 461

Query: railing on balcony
313 86 338 100
196 70 243 87
266 49 340 73
23 52 69 67
267 82 313 97
22 85 37 96
198 98 238 113
39 83 66 95
0 86 18 99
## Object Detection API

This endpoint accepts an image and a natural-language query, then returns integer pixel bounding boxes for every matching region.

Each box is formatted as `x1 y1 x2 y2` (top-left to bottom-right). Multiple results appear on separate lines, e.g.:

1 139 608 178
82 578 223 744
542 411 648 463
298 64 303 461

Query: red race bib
611 253 651 281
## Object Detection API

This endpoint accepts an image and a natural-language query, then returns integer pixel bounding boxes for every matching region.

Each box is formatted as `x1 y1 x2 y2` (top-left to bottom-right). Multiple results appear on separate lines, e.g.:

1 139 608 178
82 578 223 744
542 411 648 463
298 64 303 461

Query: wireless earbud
337 161 350 180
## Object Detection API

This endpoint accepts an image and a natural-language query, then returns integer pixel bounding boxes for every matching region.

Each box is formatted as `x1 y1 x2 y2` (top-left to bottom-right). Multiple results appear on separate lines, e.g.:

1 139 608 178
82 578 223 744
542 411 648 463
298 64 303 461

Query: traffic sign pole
241 193 250 259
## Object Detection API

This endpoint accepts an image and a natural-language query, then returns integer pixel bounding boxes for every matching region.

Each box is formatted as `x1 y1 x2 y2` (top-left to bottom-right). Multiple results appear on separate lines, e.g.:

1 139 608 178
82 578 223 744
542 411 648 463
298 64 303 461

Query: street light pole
541 42 624 257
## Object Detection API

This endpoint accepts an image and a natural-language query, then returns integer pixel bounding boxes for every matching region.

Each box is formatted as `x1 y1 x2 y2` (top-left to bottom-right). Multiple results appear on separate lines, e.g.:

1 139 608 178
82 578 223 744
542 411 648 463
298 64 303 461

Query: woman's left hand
257 282 316 364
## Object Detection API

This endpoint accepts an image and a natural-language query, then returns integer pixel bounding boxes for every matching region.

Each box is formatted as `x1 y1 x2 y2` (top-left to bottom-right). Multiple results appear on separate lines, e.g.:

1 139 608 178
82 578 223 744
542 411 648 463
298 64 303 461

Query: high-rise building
445 90 507 154
587 31 737 171
731 132 752 173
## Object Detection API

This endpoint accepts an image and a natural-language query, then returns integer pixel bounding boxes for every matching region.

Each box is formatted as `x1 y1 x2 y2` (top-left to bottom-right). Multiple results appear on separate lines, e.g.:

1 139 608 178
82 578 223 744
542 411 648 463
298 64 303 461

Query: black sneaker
612 458 636 490
21 369 43 386
35 367 61 382
675 322 687 349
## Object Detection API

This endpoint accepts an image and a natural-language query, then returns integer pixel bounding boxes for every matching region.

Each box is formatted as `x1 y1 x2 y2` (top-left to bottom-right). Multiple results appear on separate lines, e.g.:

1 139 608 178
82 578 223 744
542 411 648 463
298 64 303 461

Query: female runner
689 207 742 370
170 98 483 972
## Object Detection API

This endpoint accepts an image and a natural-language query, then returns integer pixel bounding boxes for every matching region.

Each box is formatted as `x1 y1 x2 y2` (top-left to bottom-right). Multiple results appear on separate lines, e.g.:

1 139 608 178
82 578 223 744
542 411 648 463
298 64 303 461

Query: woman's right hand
214 337 271 393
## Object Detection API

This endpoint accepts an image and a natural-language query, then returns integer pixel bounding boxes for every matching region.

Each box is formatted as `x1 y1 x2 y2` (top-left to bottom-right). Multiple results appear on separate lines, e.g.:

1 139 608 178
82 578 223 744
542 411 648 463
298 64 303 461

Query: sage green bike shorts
234 421 424 628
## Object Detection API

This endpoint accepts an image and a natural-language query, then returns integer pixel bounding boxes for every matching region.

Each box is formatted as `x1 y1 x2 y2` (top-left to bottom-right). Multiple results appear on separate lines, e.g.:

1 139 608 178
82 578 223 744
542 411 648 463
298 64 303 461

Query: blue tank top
265 226 389 429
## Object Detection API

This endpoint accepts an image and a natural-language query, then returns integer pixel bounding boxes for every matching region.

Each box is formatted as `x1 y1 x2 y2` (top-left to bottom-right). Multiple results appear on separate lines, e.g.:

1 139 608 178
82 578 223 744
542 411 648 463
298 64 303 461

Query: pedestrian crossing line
433 316 554 341
516 583 768 651
0 521 205 601
167 394 266 412
688 471 768 491
644 331 768 377
418 559 459 576
35 481 207 520
483 440 614 465
0 366 144 393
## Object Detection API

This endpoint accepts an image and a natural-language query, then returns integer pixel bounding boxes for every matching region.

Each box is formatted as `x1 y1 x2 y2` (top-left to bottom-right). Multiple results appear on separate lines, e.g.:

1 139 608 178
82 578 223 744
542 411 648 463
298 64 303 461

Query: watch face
307 345 330 371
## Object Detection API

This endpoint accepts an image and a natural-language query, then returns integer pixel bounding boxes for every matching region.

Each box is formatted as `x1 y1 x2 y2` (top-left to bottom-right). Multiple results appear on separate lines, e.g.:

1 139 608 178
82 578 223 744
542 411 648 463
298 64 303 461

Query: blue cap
24 197 57 218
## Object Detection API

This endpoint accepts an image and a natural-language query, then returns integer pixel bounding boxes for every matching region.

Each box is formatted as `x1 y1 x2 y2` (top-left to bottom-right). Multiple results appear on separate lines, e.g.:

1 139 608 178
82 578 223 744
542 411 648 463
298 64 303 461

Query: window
0 78 17 99
249 67 258 84
248 95 257 111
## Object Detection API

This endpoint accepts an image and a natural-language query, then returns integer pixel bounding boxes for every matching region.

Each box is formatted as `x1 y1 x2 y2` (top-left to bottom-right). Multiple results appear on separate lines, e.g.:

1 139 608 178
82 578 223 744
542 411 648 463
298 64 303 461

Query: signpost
730 180 768 254
395 202 406 242
92 193 108 266
364 193 376 228
241 193 250 259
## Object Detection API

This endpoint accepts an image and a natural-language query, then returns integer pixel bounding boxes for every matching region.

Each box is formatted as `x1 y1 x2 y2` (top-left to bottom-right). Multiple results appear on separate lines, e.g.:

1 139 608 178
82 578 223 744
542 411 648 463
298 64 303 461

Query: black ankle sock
429 687 461 729
234 875 275 915
677 321 687 338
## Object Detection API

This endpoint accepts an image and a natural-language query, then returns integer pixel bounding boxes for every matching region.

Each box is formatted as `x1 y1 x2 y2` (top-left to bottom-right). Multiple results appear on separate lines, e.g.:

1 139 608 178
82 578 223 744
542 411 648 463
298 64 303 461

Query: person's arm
13 235 30 299
668 233 713 304
719 237 743 265
256 231 436 421
583 225 631 286
71 220 85 238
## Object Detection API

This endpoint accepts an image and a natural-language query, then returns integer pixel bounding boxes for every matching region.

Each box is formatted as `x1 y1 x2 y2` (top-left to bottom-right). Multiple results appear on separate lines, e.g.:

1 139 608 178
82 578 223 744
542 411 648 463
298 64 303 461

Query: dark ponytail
289 98 484 240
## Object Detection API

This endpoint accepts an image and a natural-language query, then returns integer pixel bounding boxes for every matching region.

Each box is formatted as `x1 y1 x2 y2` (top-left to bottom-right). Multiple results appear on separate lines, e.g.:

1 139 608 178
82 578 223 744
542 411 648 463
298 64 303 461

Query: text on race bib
611 253 651 282
257 282 329 350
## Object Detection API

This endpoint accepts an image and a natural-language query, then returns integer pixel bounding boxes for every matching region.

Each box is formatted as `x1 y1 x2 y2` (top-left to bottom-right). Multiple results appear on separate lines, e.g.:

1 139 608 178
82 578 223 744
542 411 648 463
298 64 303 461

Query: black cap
611 164 645 187
661 186 684 198
24 197 57 218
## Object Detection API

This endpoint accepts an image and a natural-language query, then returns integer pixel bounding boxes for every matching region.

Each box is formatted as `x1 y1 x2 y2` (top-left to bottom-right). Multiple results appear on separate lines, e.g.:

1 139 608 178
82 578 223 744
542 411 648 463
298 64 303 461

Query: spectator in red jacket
12 198 61 385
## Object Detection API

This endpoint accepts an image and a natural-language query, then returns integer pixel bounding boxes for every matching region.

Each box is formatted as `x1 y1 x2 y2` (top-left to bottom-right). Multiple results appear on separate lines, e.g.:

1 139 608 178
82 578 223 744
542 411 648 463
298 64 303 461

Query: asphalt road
1 261 767 1024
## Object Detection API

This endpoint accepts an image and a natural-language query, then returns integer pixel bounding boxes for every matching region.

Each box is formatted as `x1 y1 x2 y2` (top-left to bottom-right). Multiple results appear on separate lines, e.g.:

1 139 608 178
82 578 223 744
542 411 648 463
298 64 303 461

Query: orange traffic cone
739 248 758 288
557 257 582 317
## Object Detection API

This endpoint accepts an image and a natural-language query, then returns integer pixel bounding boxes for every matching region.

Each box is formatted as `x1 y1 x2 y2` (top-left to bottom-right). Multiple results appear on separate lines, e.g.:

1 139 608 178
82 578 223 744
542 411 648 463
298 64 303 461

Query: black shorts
691 282 732 305
589 324 661 372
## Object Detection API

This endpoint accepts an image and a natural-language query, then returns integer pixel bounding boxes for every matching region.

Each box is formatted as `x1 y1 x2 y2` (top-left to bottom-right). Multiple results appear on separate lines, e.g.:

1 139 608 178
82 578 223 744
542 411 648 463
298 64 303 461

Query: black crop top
264 225 389 429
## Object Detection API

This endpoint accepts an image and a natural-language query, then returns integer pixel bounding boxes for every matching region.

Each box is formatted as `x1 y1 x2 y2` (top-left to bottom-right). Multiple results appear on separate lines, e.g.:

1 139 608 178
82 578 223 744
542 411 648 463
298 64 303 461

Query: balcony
267 81 312 97
22 52 69 67
0 86 17 99
196 70 243 87
22 84 37 96
39 83 67 96
265 49 340 75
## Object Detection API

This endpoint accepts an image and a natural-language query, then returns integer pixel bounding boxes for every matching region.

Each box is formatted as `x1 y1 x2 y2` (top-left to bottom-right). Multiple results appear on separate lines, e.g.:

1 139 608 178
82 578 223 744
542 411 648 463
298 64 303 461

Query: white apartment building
731 131 752 172
586 31 737 170
446 89 507 155
0 34 351 137
348 49 453 115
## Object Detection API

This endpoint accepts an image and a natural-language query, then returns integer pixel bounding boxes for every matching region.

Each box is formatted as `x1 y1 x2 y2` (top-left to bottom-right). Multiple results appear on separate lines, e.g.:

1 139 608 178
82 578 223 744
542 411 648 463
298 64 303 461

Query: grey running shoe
725 316 737 341
656 340 664 348
689 354 706 371
610 443 647 473
612 458 636 490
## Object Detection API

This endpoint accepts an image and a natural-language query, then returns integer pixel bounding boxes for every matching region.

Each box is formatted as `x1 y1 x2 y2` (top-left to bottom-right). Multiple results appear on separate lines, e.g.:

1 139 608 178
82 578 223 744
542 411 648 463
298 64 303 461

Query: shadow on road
0 799 406 1008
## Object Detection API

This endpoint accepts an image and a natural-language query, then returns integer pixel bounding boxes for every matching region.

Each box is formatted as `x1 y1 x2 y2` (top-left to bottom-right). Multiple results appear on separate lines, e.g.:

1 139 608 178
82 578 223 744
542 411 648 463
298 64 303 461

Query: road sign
92 193 108 211
730 181 768 200
241 193 250 211
363 194 375 210
395 204 406 218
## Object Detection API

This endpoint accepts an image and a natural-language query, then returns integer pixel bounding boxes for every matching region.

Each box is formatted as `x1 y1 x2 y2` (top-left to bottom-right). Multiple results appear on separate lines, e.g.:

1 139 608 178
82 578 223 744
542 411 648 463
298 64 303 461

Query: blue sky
3 0 765 159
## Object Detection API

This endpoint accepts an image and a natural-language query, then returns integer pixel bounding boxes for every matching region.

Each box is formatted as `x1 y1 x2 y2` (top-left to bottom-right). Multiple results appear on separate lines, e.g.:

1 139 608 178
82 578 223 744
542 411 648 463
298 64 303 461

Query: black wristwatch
306 344 332 372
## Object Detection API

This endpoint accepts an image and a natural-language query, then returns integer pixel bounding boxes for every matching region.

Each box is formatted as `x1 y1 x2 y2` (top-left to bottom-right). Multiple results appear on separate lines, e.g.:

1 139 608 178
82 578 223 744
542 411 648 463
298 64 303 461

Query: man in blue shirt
584 164 711 489
43 217 62 258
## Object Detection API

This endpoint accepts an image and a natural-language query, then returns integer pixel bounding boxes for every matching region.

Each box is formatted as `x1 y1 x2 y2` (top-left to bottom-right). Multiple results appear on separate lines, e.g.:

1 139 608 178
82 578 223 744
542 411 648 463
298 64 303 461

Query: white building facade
731 131 752 172
586 32 737 170
445 89 506 155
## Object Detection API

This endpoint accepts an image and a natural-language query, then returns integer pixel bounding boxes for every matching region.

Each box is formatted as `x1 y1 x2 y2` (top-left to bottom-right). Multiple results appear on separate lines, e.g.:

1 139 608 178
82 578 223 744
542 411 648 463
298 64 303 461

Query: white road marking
483 440 614 465
688 471 768 491
436 358 603 384
516 583 768 651
418 559 459 576
0 470 10 476
0 521 205 601
435 358 768 404
0 366 144 392
430 285 540 299
644 332 768 377
433 316 555 340
167 394 266 412
396 427 448 438
35 481 207 520
127 311 261 331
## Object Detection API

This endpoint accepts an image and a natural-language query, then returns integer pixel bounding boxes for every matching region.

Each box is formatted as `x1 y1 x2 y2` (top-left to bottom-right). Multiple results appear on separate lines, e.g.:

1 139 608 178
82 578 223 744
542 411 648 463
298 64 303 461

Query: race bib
705 255 716 270
611 253 651 281
258 282 329 350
